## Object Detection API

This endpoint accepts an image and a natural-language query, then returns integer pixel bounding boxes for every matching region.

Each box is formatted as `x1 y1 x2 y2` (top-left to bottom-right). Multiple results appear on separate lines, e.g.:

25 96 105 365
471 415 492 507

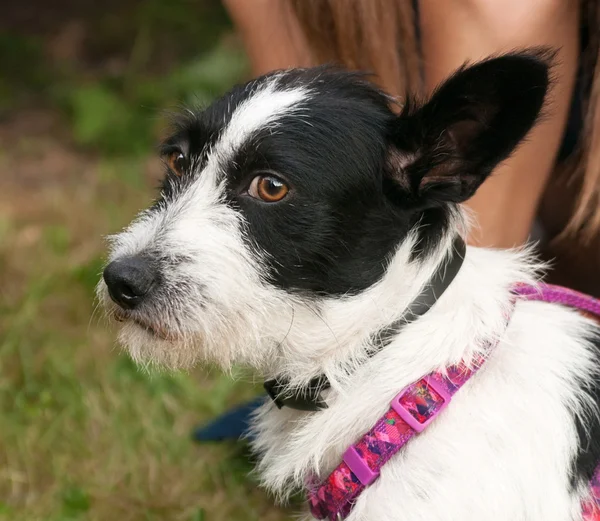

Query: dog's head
98 52 549 370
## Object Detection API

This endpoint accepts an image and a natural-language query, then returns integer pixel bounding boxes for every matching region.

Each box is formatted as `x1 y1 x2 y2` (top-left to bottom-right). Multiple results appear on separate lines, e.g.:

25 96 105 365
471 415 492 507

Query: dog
98 49 600 520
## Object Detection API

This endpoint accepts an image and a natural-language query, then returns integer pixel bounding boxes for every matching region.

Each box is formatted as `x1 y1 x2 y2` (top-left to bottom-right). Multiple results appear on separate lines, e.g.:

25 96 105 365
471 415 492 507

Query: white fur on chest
250 247 599 521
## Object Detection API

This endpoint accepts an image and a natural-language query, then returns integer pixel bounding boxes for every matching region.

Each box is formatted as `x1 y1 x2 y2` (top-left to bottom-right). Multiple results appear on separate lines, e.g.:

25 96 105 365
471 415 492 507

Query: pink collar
306 284 600 521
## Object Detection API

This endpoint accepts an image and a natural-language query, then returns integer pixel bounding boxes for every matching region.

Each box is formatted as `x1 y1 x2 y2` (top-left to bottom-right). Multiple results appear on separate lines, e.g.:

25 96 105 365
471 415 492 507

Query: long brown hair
289 0 600 240
570 0 600 239
290 0 421 94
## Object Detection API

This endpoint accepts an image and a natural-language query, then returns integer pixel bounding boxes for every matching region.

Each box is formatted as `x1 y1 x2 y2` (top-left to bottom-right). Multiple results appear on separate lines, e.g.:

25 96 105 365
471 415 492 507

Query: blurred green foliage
0 33 48 104
0 0 249 156
62 44 247 156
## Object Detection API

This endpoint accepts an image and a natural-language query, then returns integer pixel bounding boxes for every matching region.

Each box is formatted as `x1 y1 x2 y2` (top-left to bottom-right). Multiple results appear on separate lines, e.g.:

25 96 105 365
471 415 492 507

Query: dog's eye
166 151 187 176
248 174 289 203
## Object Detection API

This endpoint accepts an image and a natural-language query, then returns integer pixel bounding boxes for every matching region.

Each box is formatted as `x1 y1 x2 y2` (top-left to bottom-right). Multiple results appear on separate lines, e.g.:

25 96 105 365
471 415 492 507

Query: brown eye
166 151 186 176
248 175 289 202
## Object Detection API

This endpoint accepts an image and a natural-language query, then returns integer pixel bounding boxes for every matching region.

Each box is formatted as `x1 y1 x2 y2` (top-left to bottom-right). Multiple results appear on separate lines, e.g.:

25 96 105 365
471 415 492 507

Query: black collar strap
263 236 467 412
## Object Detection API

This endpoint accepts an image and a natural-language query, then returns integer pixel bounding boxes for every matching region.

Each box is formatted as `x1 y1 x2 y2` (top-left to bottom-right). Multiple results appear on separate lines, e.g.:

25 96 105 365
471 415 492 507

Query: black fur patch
572 325 600 487
158 52 550 296
386 49 551 207
224 69 423 295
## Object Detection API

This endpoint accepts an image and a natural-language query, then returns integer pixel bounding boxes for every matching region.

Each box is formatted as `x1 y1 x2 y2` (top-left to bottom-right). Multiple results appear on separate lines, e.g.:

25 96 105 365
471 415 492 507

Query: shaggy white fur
97 79 314 370
250 230 600 521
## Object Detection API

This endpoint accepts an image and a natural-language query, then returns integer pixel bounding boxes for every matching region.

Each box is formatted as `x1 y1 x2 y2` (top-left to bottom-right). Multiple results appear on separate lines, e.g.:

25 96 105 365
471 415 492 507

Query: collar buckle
391 376 451 433
263 379 286 409
263 376 329 411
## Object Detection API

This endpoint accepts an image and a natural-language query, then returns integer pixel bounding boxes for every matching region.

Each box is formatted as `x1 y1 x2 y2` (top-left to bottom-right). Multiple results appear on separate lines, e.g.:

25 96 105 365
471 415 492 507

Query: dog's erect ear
386 51 551 206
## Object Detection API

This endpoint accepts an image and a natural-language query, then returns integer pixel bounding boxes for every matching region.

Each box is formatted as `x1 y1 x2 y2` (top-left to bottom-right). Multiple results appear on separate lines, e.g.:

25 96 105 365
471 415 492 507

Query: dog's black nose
103 256 157 309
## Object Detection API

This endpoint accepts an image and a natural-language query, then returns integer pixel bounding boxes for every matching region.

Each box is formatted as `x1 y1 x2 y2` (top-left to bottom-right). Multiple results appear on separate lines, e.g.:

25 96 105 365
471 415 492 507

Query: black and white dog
98 50 600 520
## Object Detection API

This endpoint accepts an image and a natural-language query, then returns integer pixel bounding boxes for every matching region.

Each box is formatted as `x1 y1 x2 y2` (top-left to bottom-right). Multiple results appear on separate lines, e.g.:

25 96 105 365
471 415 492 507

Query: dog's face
98 53 549 369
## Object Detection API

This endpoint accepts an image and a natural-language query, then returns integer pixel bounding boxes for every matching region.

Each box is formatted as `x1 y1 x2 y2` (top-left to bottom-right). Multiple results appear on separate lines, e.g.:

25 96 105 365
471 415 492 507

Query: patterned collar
306 283 600 521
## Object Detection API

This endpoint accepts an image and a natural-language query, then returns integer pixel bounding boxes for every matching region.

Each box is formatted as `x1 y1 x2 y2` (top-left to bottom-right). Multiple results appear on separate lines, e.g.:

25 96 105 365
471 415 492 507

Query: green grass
0 3 294 519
